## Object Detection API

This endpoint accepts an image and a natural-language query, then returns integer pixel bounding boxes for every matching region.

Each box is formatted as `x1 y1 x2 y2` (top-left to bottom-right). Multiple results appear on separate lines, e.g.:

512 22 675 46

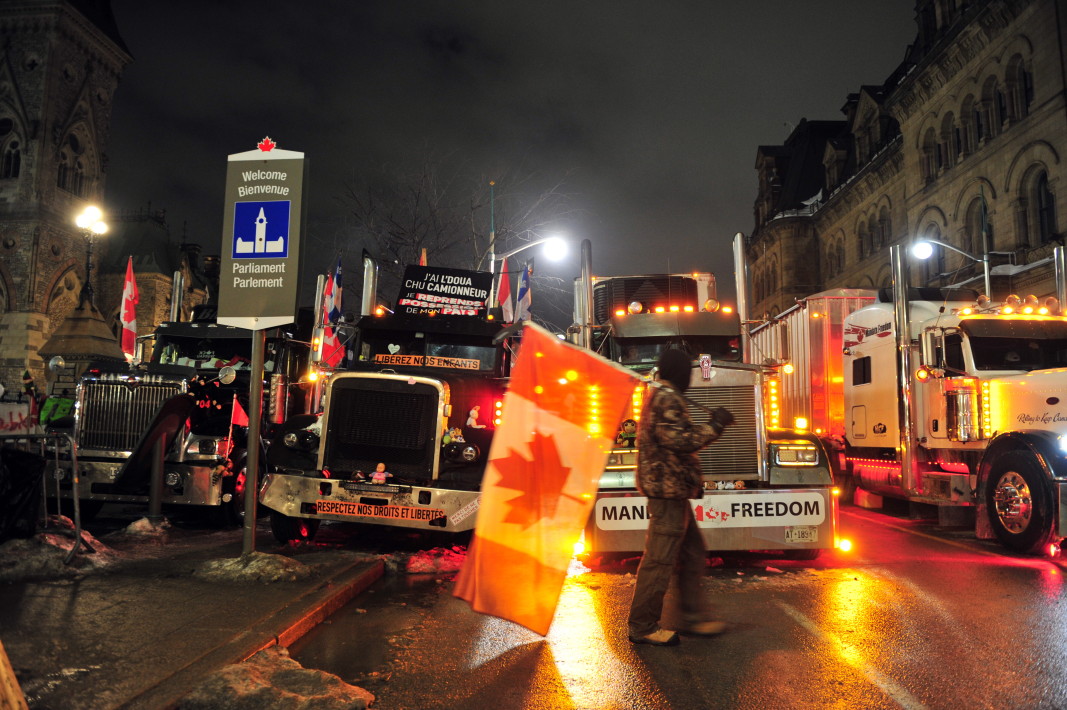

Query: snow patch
0 517 121 581
193 551 316 583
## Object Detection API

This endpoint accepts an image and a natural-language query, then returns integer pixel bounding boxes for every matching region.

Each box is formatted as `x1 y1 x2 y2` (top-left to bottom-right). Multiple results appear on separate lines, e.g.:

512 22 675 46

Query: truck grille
78 381 185 451
323 378 439 477
685 385 760 477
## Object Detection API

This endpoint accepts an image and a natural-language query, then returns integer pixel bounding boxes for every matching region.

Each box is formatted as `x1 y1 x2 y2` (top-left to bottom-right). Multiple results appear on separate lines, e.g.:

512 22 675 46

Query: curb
118 558 385 710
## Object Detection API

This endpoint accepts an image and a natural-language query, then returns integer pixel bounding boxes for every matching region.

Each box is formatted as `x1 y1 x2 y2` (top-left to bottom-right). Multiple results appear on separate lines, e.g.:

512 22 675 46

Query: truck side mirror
218 366 237 385
920 331 940 369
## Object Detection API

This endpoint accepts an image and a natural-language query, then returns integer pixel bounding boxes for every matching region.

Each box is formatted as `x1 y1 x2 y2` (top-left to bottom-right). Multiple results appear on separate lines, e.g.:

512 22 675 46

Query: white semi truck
750 242 1067 554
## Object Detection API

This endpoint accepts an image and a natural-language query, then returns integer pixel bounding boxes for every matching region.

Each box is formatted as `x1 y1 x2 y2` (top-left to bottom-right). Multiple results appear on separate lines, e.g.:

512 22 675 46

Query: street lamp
74 205 108 308
487 235 568 306
496 235 567 263
910 237 991 297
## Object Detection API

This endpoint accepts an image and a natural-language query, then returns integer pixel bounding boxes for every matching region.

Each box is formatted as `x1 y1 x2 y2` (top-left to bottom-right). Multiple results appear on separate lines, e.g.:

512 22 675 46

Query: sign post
218 136 305 555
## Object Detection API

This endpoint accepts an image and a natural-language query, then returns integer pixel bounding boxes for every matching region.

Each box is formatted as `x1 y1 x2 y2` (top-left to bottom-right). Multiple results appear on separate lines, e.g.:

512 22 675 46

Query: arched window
981 76 1000 139
73 159 87 198
857 222 867 260
960 96 977 154
1005 56 1033 121
1 140 19 179
920 226 945 284
57 131 89 196
837 242 846 272
57 152 70 191
0 118 18 179
922 127 938 181
878 206 891 248
940 113 956 170
1036 171 1056 244
963 196 993 258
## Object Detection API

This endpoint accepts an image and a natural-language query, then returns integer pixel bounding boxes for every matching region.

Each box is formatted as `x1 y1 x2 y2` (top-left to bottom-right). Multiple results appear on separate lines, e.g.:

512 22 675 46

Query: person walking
627 348 735 646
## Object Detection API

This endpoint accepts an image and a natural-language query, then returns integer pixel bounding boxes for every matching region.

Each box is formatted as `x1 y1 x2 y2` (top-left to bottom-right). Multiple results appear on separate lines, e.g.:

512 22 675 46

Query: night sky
105 1 916 310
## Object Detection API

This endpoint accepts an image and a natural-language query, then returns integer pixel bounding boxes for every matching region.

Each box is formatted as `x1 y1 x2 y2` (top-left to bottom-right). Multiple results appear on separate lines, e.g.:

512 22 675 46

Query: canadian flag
120 257 139 362
225 393 249 459
497 257 514 323
321 259 343 367
453 323 640 634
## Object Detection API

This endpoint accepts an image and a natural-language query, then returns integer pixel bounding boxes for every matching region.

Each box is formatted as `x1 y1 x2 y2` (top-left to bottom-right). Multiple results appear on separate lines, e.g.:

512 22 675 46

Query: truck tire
986 452 1057 554
270 510 319 544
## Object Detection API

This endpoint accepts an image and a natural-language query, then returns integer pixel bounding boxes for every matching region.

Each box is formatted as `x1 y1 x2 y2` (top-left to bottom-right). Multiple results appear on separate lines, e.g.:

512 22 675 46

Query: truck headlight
185 437 219 456
774 444 819 466
283 430 320 451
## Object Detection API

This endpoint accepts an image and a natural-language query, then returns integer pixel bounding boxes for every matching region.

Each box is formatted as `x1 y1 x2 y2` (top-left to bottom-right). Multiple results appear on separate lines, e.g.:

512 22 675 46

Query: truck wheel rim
992 471 1032 534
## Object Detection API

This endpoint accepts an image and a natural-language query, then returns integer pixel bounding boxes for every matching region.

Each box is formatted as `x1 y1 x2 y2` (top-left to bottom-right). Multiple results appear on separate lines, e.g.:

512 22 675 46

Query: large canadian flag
120 257 139 362
454 323 640 634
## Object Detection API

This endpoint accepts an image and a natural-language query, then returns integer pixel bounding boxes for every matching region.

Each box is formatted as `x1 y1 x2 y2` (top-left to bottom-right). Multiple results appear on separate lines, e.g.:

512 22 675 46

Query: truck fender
976 431 1067 498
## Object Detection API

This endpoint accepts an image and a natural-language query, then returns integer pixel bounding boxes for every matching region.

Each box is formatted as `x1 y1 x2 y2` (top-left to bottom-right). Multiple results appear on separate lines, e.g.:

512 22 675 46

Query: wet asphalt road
289 503 1067 710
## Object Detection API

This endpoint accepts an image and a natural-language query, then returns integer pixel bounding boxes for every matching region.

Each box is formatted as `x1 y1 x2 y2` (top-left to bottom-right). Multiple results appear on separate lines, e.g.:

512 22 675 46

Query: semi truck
259 260 514 543
575 263 842 560
750 242 1067 554
48 280 313 524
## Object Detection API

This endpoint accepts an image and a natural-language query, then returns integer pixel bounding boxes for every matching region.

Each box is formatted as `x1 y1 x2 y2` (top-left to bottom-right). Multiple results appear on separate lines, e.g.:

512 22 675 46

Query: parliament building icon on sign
233 201 290 258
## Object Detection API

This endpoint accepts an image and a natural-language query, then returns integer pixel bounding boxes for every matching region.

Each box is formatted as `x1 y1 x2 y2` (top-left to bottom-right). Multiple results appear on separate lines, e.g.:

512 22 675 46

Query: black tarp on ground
0 447 45 542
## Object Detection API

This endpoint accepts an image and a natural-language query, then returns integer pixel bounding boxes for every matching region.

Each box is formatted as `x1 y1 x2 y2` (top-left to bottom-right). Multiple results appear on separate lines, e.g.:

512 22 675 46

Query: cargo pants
627 497 709 638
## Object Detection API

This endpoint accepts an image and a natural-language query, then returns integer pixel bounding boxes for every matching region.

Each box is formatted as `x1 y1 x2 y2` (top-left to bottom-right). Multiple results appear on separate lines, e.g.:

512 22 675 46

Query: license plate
785 525 817 543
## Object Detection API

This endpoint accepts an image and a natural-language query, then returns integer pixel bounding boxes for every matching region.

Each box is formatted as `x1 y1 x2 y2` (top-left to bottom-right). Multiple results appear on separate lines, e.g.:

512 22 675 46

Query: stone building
0 2 208 395
746 0 1065 320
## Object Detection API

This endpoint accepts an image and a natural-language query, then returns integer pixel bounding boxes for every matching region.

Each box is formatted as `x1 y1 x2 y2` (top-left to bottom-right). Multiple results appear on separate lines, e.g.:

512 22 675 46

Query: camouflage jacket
635 386 720 500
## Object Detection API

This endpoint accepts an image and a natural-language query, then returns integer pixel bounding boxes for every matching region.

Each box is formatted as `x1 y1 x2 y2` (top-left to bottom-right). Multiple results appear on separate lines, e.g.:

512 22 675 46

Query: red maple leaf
492 431 573 529
257 136 276 152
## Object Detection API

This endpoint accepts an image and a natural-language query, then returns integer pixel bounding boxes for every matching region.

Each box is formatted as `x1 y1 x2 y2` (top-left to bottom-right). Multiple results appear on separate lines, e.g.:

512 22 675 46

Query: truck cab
578 272 841 560
260 265 514 543
50 312 312 524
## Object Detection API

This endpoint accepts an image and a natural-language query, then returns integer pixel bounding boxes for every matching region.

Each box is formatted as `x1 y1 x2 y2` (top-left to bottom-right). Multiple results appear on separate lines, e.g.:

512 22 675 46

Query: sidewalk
0 517 383 710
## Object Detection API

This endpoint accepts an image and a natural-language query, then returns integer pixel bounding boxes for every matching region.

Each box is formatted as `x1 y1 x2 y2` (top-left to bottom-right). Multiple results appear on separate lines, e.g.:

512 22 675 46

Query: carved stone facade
746 0 1067 320
0 1 130 392
0 3 210 394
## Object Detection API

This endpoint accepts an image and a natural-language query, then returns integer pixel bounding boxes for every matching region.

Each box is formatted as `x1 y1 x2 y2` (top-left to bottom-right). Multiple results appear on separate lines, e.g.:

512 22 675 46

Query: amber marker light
669 304 680 312
683 305 694 312
837 539 853 552
654 306 665 313
722 306 734 314
782 363 794 374
615 309 626 317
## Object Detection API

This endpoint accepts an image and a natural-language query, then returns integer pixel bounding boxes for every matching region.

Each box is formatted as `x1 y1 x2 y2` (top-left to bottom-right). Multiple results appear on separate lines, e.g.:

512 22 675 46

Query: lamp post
910 237 991 297
74 205 108 308
486 235 568 307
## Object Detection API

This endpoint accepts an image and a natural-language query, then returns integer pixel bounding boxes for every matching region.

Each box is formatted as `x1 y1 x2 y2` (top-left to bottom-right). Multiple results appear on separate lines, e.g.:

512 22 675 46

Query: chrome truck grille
685 385 760 477
78 381 185 451
322 378 440 478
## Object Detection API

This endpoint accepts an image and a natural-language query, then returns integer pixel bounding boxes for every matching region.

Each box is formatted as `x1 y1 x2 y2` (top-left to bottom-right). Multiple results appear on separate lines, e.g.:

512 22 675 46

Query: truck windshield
964 319 1067 371
970 336 1067 371
155 337 254 370
615 335 741 367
